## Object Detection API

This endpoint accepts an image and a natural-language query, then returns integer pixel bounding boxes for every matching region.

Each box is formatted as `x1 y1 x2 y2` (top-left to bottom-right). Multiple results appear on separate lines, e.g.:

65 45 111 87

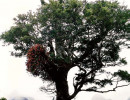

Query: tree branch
73 31 107 65
81 83 130 93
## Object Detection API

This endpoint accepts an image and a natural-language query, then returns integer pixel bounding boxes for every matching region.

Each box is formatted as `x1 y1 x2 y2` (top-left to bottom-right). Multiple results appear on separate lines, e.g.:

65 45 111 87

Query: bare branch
81 82 130 93
40 82 56 94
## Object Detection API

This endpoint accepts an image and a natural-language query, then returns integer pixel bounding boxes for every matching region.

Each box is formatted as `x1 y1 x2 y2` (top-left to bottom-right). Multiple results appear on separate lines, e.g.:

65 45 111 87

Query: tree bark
55 68 71 100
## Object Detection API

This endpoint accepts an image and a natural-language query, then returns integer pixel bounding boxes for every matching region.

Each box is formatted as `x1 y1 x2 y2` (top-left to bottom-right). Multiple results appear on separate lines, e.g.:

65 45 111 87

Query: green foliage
0 97 7 100
114 70 130 82
1 0 129 58
119 58 127 65
95 79 113 87
1 12 43 56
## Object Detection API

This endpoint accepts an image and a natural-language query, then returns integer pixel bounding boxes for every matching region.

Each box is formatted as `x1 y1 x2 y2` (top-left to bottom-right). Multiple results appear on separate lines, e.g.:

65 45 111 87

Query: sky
0 0 130 100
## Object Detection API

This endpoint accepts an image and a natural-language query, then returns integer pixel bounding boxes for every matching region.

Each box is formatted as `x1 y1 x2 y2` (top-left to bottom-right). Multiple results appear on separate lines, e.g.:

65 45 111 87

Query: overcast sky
0 0 130 100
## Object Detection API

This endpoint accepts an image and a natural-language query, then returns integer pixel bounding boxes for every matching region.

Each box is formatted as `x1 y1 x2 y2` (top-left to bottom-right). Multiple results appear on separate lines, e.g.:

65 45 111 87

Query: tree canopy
1 0 130 100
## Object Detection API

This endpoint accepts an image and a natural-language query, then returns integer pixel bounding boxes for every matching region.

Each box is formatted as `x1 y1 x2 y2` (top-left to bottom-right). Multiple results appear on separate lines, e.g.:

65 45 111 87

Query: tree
0 97 7 100
1 0 130 100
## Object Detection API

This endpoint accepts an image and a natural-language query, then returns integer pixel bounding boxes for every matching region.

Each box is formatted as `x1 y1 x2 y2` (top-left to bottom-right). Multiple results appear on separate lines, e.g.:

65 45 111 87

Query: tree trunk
55 68 71 100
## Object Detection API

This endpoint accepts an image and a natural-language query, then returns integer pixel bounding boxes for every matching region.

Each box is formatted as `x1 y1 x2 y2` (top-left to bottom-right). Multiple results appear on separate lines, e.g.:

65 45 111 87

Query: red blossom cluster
26 44 49 76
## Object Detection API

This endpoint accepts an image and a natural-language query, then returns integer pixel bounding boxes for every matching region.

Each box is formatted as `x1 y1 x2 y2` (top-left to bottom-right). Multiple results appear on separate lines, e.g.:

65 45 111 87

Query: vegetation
1 0 130 100
0 97 7 100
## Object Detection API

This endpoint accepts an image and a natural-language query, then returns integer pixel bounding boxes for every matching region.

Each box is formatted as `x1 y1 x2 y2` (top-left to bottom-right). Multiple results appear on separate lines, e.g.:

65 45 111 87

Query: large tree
1 0 130 100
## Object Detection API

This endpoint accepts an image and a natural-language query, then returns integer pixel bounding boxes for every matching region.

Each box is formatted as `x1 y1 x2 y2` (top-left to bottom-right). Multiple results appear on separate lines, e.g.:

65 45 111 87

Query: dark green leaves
95 79 113 87
1 0 129 59
114 70 130 82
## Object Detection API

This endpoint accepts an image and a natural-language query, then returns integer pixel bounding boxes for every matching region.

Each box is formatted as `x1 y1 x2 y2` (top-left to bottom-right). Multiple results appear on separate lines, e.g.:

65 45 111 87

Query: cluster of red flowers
26 44 49 76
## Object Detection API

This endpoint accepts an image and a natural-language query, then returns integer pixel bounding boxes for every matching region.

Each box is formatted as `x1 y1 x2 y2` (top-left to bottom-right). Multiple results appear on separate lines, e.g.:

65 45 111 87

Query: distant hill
10 97 33 100
128 97 130 100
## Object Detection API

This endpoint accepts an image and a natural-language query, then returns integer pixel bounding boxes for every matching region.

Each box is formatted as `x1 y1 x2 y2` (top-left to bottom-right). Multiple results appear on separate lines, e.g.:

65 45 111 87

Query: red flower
26 44 49 76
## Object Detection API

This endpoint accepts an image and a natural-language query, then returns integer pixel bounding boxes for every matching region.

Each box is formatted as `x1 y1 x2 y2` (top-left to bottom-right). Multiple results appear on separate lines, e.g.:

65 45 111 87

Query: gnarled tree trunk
55 67 71 100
